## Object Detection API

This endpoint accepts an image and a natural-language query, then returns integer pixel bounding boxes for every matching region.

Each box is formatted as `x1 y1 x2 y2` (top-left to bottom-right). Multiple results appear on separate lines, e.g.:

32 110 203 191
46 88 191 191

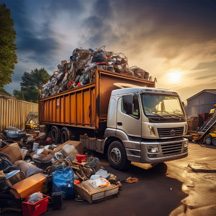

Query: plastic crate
22 194 49 216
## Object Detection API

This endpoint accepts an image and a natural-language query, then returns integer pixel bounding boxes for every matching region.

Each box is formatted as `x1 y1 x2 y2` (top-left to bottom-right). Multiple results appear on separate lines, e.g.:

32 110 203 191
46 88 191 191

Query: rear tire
60 127 71 143
107 140 130 171
204 135 212 145
50 126 61 144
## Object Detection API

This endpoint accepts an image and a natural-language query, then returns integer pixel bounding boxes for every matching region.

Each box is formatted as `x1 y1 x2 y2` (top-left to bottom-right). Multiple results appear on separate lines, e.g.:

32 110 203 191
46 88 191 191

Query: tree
0 4 17 90
13 68 50 102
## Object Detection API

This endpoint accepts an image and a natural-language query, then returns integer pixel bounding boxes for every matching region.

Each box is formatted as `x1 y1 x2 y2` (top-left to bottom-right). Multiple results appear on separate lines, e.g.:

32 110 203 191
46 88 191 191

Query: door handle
117 122 122 126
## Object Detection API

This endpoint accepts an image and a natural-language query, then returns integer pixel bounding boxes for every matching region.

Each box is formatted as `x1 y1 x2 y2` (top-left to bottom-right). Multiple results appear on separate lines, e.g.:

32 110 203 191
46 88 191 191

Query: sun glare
167 70 182 84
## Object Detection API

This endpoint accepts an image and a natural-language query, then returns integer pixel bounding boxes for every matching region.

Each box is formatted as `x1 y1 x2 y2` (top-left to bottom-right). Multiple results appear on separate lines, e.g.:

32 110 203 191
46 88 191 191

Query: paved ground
2 143 216 216
166 143 216 216
45 163 185 216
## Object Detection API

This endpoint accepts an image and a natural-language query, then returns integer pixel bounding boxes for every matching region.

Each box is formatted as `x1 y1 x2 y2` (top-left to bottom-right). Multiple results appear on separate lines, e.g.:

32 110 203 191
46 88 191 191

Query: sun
167 70 183 84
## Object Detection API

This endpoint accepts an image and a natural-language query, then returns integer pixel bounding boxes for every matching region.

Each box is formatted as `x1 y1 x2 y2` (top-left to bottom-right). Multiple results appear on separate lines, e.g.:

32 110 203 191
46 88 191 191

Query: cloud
2 0 60 66
193 61 216 71
1 0 216 98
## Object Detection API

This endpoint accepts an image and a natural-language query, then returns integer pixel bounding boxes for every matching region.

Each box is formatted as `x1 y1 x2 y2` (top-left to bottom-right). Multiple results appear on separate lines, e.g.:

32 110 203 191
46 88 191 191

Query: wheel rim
51 130 56 140
110 147 122 164
205 137 212 145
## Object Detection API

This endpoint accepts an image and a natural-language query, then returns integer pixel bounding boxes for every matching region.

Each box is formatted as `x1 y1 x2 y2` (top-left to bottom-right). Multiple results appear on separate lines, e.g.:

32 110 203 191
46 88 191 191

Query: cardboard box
54 140 83 154
75 181 119 203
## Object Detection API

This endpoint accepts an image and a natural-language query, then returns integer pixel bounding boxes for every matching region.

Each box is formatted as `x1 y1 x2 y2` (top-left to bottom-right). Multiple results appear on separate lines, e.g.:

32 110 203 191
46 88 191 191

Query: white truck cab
104 87 188 170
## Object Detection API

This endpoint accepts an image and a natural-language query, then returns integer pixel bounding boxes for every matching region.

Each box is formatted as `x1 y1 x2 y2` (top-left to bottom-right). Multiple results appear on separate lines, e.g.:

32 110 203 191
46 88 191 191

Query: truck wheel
107 141 130 170
60 127 71 143
50 126 61 144
212 138 216 146
204 135 212 145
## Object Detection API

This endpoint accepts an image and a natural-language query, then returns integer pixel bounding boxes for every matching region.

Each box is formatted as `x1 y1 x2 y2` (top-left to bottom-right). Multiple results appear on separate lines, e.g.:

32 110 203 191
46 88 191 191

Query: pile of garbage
0 128 121 215
41 47 153 98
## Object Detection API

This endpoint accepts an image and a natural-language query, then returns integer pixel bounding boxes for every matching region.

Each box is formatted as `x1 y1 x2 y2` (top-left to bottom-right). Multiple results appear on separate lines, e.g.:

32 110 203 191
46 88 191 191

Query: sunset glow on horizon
2 0 216 102
166 70 183 84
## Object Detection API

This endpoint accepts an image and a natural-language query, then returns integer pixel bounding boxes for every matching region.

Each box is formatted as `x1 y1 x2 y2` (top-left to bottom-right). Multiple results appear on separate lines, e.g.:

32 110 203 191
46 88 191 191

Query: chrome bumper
124 138 188 163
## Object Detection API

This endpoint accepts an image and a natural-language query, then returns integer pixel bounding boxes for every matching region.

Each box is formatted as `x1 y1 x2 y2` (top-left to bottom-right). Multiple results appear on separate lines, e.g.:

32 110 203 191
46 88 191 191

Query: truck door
117 94 141 137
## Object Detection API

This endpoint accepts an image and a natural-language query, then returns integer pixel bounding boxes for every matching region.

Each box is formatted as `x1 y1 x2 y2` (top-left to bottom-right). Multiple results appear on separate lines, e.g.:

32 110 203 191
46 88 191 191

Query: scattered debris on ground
125 177 139 184
0 128 121 215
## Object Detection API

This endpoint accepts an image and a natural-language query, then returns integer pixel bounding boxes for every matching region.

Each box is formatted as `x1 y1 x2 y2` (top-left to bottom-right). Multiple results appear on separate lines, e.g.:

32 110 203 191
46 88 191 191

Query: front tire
107 140 130 170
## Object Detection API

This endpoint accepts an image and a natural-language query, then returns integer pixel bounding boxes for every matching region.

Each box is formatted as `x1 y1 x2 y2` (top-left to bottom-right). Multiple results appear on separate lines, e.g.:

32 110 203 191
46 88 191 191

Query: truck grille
161 142 182 155
157 127 184 138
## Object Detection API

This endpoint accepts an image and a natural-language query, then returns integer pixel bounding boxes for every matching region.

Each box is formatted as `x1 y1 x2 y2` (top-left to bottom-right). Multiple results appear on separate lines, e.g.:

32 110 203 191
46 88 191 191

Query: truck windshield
141 93 184 117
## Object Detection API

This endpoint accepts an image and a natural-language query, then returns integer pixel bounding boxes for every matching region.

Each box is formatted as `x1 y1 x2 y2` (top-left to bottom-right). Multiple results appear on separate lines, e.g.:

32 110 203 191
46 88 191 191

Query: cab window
122 94 140 119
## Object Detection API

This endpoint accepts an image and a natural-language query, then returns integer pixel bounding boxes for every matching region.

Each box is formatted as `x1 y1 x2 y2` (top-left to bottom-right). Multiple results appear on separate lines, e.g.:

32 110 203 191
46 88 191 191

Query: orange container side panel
56 98 60 122
65 95 70 124
83 90 90 126
44 101 48 121
48 100 52 122
39 69 155 130
76 92 83 125
52 98 56 122
60 97 64 123
70 94 76 124
91 88 96 127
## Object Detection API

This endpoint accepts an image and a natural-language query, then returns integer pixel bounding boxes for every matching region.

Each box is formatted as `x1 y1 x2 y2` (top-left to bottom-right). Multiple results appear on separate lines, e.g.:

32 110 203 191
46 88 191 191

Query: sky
1 0 216 102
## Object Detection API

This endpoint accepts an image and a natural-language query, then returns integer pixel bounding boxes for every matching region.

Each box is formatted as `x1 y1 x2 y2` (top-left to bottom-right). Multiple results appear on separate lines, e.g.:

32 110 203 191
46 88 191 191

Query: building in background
186 89 216 118
185 89 216 131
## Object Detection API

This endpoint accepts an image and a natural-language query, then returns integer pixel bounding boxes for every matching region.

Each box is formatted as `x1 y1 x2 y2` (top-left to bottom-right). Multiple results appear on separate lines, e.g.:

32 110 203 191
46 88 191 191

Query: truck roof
111 86 178 96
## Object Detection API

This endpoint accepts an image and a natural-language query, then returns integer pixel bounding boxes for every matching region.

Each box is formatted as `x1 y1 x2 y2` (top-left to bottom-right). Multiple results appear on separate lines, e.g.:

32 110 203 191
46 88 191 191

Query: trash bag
15 160 43 178
52 167 74 199
92 50 107 63
0 152 17 173
130 66 149 79
4 127 26 139
0 143 23 163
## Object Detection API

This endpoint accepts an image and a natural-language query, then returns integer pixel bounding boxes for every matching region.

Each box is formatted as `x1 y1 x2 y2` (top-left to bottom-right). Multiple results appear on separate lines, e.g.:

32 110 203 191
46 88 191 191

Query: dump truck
39 69 188 170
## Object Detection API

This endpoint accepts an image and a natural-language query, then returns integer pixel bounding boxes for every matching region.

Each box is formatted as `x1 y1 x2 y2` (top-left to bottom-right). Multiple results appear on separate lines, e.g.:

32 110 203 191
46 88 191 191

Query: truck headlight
183 141 188 148
148 125 156 136
147 146 159 153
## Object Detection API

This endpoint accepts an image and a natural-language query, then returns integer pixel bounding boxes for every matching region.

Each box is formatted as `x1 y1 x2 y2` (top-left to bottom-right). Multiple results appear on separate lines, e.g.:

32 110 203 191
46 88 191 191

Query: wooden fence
0 95 38 131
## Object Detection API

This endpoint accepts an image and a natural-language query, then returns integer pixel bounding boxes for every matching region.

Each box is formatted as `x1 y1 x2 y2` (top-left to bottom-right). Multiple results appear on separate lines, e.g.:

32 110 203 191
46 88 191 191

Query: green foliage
13 68 50 102
0 4 17 88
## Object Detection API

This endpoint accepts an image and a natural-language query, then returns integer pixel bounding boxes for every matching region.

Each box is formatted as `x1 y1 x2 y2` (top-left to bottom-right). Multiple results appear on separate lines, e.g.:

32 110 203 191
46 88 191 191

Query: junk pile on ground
41 47 154 98
0 129 121 215
188 105 216 145
25 112 39 131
